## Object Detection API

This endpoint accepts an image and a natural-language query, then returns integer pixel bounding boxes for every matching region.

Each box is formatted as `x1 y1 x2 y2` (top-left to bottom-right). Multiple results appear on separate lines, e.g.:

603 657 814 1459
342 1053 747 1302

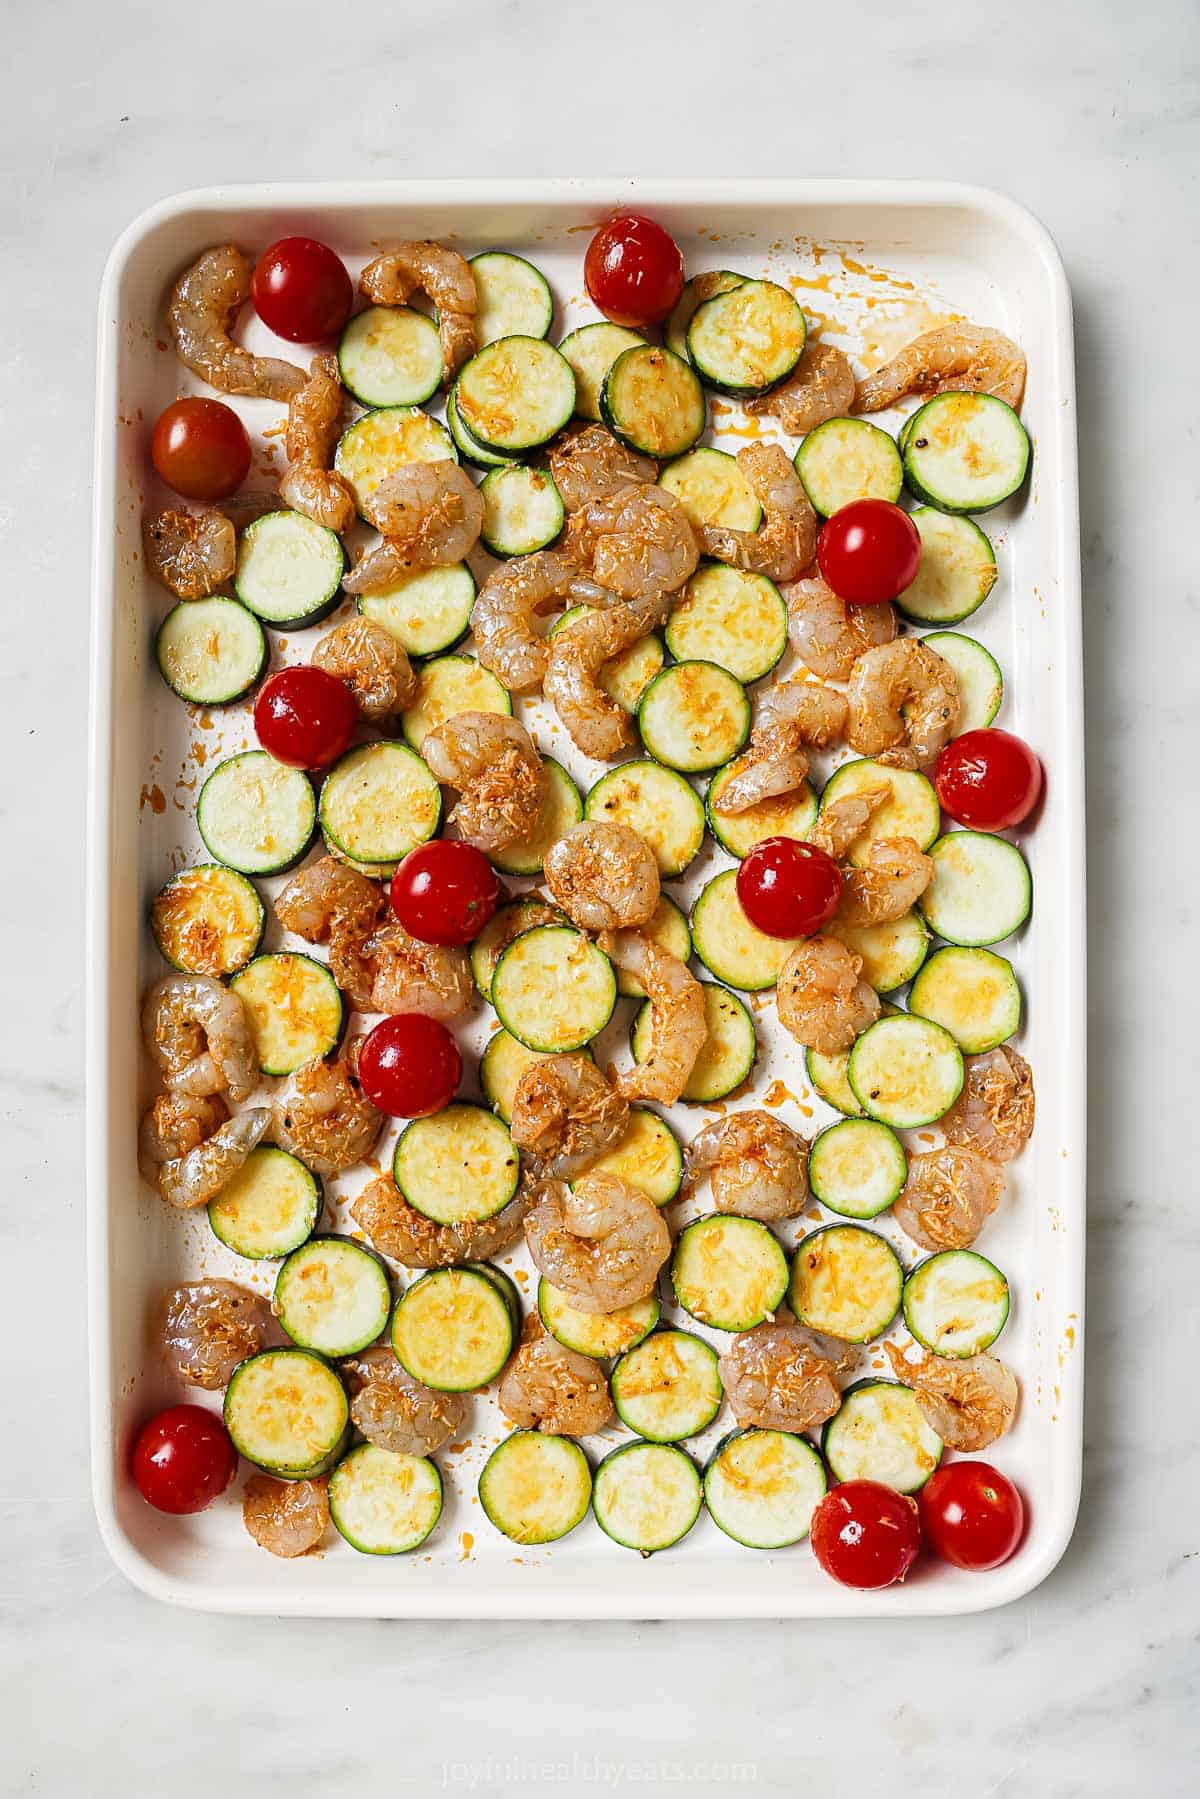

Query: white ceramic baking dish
88 180 1083 1616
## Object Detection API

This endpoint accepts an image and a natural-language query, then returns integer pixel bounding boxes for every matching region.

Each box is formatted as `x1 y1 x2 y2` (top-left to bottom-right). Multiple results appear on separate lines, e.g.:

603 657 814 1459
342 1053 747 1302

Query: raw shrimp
167 244 304 402
141 973 258 1103
712 679 847 815
471 549 618 695
698 444 817 584
547 424 658 512
274 856 384 947
544 820 660 932
422 712 547 854
718 1323 858 1432
345 462 485 592
311 617 416 722
746 340 857 435
273 1040 385 1178
242 1475 330 1558
138 1091 227 1177
161 1278 274 1388
684 1112 810 1222
785 572 897 681
565 484 699 601
884 1342 1019 1451
806 785 890 859
279 351 356 533
357 920 473 1021
776 936 880 1055
853 324 1027 414
544 590 671 759
846 638 960 769
147 1106 271 1209
941 1046 1035 1164
524 1172 671 1314
510 1054 629 1179
339 1347 467 1455
599 928 707 1105
351 1173 531 1268
498 1313 614 1435
360 241 477 382
891 1146 1006 1252
835 836 934 927
142 508 235 600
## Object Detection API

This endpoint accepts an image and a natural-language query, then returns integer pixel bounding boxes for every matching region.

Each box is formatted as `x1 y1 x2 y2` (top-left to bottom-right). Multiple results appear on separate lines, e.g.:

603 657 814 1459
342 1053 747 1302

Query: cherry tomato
150 397 251 502
736 837 842 939
817 499 922 606
253 665 356 770
810 1480 921 1589
252 236 353 344
390 840 500 946
584 214 685 328
919 1461 1025 1571
934 728 1044 831
358 1014 462 1117
131 1404 237 1515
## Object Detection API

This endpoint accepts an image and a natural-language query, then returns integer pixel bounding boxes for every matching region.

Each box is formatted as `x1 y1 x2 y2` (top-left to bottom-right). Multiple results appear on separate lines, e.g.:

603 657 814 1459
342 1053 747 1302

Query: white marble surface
2 1 1198 1792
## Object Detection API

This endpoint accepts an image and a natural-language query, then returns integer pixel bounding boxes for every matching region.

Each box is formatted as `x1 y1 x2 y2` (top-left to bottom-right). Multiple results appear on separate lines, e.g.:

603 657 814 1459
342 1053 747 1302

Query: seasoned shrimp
357 920 473 1021
498 1313 614 1435
698 444 817 584
311 617 416 722
168 245 304 402
719 1323 858 1432
807 785 890 859
279 352 356 533
161 1279 274 1388
141 973 258 1103
776 936 880 1055
846 638 960 769
340 1347 467 1455
345 462 485 593
835 836 934 926
273 1040 385 1178
142 508 235 600
684 1112 810 1222
524 1172 671 1314
712 679 847 815
565 484 699 600
243 1475 330 1558
360 241 477 382
892 1146 1006 1252
138 1091 227 1175
746 340 857 435
351 1172 531 1268
510 1054 629 1179
885 1343 1019 1451
471 549 617 695
600 929 706 1105
544 820 660 932
941 1046 1035 1164
544 590 671 758
423 712 547 854
147 1105 270 1209
547 424 658 512
854 324 1027 414
786 572 897 681
274 856 384 945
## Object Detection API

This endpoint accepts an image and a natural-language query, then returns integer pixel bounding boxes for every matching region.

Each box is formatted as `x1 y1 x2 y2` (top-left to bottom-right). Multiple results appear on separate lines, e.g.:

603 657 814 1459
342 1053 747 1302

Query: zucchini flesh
471 899 568 1003
691 868 799 991
600 344 706 458
550 606 664 714
391 1268 514 1391
492 924 615 1053
557 322 645 422
612 896 691 1001
334 406 456 520
898 510 998 624
392 1103 519 1225
828 910 930 994
230 952 343 1076
329 1444 443 1554
273 1236 392 1357
463 1261 523 1336
151 863 264 977
224 1348 349 1478
922 631 1003 733
207 1145 321 1260
456 336 576 452
538 1278 660 1358
197 752 315 876
571 1104 683 1205
665 270 746 364
848 1013 964 1129
318 741 441 872
902 392 1031 514
480 464 564 557
902 1249 1010 1357
489 758 583 878
401 652 511 753
584 760 706 878
337 305 442 408
610 1330 723 1442
687 280 806 395
704 1429 827 1549
908 945 1022 1054
795 417 903 516
592 1442 702 1552
706 767 818 860
789 1224 904 1343
155 597 266 705
633 981 756 1103
479 1431 592 1544
807 1118 906 1219
470 251 554 345
671 1213 788 1331
659 447 761 531
918 830 1032 947
233 511 344 627
819 760 941 867
804 1043 863 1118
357 562 476 658
446 386 519 469
665 564 788 683
822 1379 942 1494
637 660 750 774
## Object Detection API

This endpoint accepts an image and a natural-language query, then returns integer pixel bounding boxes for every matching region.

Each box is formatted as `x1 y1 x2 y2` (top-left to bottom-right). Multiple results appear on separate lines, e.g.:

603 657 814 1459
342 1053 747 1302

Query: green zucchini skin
273 1236 393 1358
901 392 1031 514
591 1441 703 1553
197 753 316 876
155 597 267 706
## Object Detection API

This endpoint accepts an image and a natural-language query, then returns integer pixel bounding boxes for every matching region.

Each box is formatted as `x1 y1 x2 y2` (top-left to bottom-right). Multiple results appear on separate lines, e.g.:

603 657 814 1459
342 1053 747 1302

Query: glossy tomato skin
132 1405 237 1515
584 214 685 327
390 841 500 946
150 397 251 502
736 838 842 939
919 1461 1024 1571
253 666 356 770
252 237 353 344
358 1014 462 1118
817 499 922 606
935 729 1044 831
810 1480 921 1589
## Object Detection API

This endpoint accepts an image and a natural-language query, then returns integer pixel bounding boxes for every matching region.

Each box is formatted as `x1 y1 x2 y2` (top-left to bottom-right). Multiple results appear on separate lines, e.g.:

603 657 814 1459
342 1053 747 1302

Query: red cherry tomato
252 237 353 344
390 840 500 946
131 1404 237 1515
810 1480 921 1589
919 1461 1025 1571
358 1014 462 1118
150 397 251 502
253 666 356 770
817 499 922 606
584 214 685 328
736 837 842 939
935 728 1044 831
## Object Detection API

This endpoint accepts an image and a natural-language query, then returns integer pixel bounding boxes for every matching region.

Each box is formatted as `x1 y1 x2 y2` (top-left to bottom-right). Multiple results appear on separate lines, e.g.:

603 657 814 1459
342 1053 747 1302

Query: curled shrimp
547 424 658 512
524 1172 671 1314
161 1279 274 1388
510 1054 629 1179
142 508 235 600
885 1342 1019 1451
712 679 847 816
140 1100 271 1208
544 820 660 933
471 549 617 695
498 1313 614 1435
777 936 880 1055
243 1475 330 1558
339 1347 467 1455
273 1040 385 1178
311 617 416 722
853 324 1027 414
940 1046 1035 1164
141 973 258 1103
892 1146 1006 1252
278 351 356 533
718 1323 859 1432
785 572 897 681
600 928 706 1105
746 341 857 436
274 858 385 978
846 638 960 769
351 1172 531 1268
807 785 890 859
565 484 699 601
422 712 547 854
684 1111 810 1222
354 920 473 1021
360 241 477 382
544 590 670 759
345 462 484 593
138 1091 226 1177
835 836 934 927
168 245 304 402
698 444 817 584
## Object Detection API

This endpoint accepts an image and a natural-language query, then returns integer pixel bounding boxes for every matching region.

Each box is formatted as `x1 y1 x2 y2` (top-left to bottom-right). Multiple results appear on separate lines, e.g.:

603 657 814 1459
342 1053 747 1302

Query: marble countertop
3 0 1198 1791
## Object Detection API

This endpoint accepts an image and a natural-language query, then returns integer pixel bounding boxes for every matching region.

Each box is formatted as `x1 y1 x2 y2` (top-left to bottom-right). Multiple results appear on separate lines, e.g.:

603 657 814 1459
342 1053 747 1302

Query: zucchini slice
224 1348 349 1479
704 1429 827 1549
479 464 564 557
592 1442 702 1553
922 632 1003 733
318 741 442 872
805 1043 863 1118
822 1379 942 1494
600 344 706 458
463 1261 523 1336
808 1118 906 1219
233 511 345 628
706 767 818 860
489 758 583 878
151 863 264 977
613 896 691 1000
471 898 568 1002
848 1013 964 1129
918 831 1032 947
392 1103 519 1225
571 1105 683 1207
633 981 756 1103
666 270 746 364
819 759 941 867
479 1029 586 1125
230 952 344 1076
391 1267 514 1391
334 405 456 520
492 924 616 1052
470 251 554 345
611 1330 723 1442
789 1224 904 1343
691 868 798 991
828 910 930 994
687 280 806 396
274 1236 392 1357
446 386 520 470
794 417 903 516
207 1144 321 1260
584 760 706 877
538 1278 660 1358
665 564 788 683
897 510 998 624
550 605 663 714
479 1431 592 1545
357 563 476 659
155 597 266 705
902 392 1031 514
637 661 750 774
659 447 761 532
197 752 316 876
908 945 1022 1054
329 1444 443 1555
903 1249 1010 1357
557 321 645 423
456 336 576 452
671 1213 788 1331
401 652 511 753
337 305 442 408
